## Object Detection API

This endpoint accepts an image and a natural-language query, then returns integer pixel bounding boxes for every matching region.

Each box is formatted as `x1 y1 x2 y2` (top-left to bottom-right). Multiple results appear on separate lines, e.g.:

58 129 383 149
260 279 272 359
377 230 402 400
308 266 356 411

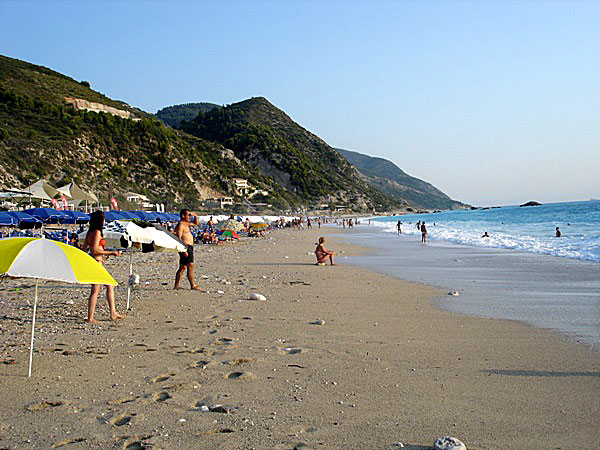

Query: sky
1 0 599 206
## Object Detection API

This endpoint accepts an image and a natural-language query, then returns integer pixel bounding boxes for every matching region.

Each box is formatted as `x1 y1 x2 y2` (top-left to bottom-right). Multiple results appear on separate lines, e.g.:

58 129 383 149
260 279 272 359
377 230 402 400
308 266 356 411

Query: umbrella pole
28 279 39 378
126 250 133 310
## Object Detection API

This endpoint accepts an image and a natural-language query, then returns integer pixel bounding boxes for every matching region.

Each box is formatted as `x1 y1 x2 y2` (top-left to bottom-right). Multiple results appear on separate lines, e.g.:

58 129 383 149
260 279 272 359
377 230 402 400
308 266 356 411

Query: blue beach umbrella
60 210 90 224
23 208 67 224
130 211 160 222
117 211 138 220
5 211 43 229
104 211 126 221
0 212 19 227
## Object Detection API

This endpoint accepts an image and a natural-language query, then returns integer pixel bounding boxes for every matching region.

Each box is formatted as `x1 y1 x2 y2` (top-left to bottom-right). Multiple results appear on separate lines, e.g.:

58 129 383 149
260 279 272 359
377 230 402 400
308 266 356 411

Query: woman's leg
106 285 125 320
87 284 101 323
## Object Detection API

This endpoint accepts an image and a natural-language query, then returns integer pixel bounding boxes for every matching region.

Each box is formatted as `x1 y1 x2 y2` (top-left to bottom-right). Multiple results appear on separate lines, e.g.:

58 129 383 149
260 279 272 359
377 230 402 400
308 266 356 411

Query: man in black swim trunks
174 209 201 290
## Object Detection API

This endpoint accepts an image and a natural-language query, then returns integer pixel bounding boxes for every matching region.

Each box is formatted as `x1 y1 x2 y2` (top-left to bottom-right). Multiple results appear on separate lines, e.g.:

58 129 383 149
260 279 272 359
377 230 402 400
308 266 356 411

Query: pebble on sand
249 293 267 301
448 291 459 296
433 436 466 450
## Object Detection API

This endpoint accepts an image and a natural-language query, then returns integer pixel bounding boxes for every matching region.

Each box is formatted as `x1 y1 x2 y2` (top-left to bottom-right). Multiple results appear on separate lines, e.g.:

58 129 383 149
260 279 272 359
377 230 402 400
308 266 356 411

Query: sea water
370 200 600 262
333 201 600 350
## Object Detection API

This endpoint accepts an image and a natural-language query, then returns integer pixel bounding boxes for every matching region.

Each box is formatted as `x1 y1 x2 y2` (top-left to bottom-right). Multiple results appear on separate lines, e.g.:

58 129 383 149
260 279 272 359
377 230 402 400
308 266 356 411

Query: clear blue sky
2 0 599 206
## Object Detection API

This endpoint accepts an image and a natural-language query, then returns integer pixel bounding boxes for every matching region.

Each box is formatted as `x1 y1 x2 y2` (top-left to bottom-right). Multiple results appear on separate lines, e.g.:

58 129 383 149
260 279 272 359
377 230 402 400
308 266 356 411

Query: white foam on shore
335 228 600 351
367 220 600 262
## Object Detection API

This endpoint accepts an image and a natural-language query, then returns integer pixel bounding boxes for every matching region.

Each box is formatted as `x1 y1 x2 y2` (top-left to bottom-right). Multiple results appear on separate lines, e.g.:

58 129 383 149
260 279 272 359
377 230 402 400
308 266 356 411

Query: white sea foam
367 201 600 262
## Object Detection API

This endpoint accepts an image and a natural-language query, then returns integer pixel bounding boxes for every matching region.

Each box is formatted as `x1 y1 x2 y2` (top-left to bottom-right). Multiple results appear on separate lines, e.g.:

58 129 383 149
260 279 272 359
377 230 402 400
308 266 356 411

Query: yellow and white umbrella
0 238 117 377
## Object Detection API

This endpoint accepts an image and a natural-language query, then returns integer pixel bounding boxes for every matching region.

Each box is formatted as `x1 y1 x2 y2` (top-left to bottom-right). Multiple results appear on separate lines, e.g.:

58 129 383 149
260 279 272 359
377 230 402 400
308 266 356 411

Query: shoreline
331 224 600 352
0 228 598 448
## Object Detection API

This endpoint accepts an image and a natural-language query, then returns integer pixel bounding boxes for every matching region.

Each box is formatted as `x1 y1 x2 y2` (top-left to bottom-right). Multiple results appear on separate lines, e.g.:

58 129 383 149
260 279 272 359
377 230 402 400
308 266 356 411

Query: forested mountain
337 148 466 210
179 97 403 211
0 55 402 212
155 103 221 128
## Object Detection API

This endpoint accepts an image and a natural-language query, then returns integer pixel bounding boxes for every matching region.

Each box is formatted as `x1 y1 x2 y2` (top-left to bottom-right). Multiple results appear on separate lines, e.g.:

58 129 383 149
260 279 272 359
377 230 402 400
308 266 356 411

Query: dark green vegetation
1 54 461 212
179 97 400 211
0 55 401 211
155 103 221 128
336 148 467 210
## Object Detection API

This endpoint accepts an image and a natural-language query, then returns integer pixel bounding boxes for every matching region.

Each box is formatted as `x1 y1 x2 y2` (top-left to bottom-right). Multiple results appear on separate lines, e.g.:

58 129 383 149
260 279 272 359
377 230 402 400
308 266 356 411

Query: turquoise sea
370 200 600 262
333 200 600 350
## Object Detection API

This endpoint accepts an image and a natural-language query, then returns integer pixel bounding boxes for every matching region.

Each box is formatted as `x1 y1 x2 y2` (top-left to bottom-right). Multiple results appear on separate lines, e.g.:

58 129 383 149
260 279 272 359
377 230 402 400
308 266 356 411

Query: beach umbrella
216 219 245 232
118 211 138 220
23 208 66 224
251 223 267 229
0 237 117 377
120 221 185 309
80 220 185 309
104 211 126 222
60 210 90 224
219 229 240 239
0 212 19 227
5 211 42 229
130 211 160 222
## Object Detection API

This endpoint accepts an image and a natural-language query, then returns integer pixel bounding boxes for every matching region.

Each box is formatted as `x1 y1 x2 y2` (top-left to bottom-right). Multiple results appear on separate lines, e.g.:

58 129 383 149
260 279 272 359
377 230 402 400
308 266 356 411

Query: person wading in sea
174 209 201 290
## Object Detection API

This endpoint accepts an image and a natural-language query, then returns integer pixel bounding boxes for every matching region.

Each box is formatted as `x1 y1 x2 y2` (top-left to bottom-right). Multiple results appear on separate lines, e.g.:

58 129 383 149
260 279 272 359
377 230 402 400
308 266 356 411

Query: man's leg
174 264 186 289
186 263 200 289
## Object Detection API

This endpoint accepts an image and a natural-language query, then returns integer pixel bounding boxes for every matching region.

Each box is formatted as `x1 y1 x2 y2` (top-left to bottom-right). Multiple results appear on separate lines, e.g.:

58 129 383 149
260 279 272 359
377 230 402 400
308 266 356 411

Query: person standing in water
174 209 201 290
82 210 124 323
555 227 561 237
421 221 428 243
396 220 402 235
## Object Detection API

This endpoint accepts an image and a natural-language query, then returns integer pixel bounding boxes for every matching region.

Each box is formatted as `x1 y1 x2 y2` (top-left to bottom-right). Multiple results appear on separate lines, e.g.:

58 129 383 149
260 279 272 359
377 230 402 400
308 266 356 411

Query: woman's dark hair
88 211 105 232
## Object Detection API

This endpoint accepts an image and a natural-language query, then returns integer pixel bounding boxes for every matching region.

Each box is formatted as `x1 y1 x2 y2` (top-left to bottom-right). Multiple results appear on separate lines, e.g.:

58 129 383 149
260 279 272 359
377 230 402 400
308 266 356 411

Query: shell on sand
249 293 266 301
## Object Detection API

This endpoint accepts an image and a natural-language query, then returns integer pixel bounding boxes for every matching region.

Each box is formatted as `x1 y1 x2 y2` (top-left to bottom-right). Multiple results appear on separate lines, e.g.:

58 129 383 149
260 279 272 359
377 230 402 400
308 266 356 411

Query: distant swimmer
555 227 561 237
421 221 427 243
416 221 421 231
482 231 490 238
396 220 402 235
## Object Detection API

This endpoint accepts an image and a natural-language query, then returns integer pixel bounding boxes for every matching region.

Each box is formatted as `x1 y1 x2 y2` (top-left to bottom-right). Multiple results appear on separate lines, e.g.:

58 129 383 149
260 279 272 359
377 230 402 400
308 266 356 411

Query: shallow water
369 200 600 262
334 226 600 351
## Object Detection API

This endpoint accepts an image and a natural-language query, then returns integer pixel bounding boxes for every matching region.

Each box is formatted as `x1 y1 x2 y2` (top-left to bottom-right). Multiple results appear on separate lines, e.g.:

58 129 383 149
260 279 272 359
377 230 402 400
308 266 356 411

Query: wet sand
0 228 598 449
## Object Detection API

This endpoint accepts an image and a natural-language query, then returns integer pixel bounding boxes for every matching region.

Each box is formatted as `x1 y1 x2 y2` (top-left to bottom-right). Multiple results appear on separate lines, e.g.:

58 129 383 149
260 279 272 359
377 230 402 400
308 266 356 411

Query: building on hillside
203 197 234 209
125 192 154 210
232 178 249 196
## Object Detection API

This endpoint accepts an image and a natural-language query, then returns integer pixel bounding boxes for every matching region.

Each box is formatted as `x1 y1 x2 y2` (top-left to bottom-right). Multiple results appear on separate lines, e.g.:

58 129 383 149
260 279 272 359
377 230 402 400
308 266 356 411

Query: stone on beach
433 436 466 450
249 293 267 301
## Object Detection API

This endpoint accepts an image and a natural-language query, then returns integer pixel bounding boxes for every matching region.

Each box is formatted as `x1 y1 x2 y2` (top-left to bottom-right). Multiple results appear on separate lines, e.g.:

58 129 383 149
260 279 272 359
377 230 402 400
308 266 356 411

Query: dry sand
0 227 598 449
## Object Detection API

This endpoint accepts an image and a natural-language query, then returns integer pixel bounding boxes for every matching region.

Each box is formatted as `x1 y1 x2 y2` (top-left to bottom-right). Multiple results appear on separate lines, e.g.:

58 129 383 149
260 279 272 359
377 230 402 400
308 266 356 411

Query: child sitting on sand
315 237 336 266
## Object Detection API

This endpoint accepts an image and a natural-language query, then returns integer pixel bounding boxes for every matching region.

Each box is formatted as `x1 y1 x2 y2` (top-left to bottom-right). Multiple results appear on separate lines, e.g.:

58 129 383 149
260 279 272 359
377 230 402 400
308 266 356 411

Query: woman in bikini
315 237 336 265
82 211 124 323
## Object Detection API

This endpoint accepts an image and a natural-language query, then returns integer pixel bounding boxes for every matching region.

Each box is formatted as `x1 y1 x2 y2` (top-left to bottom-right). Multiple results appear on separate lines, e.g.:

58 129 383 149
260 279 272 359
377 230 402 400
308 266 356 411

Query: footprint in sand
152 392 171 403
26 400 64 411
189 360 218 370
50 438 86 448
223 358 252 366
150 373 174 383
108 396 136 405
225 371 256 380
109 413 133 427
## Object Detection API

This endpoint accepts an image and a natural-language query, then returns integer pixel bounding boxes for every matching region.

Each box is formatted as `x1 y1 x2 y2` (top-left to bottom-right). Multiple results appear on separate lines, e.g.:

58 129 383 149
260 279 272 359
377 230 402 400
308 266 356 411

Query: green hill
179 97 402 211
155 102 221 128
0 55 281 210
0 55 401 212
336 148 467 210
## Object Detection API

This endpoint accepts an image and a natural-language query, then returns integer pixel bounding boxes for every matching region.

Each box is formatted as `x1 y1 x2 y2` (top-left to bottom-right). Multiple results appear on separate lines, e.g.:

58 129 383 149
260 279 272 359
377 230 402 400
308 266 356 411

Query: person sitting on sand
555 227 561 237
81 210 125 323
315 237 336 266
174 209 201 290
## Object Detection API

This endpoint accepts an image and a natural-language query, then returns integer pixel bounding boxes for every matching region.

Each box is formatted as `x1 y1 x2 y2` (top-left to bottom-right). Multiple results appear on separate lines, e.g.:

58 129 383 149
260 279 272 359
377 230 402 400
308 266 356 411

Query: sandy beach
0 227 598 449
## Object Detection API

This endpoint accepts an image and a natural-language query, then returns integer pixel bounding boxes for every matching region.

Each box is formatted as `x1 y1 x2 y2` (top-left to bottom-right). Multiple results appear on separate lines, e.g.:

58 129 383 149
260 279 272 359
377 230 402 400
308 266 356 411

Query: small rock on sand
249 293 266 301
433 436 466 450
